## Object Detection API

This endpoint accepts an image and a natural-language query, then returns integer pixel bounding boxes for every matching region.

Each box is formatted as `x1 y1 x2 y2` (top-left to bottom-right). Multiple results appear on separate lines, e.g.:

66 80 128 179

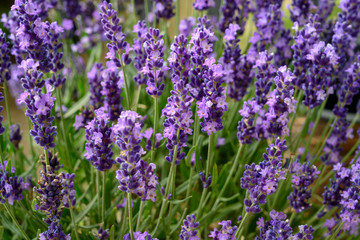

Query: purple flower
163 34 193 164
289 0 317 26
0 92 5 135
154 0 175 20
208 220 237 240
288 161 320 212
180 214 199 240
179 17 195 37
0 29 11 83
84 108 115 171
9 124 22 149
220 23 253 101
0 161 28 205
95 228 110 240
39 222 70 240
219 0 250 34
143 28 167 97
133 21 148 86
193 0 215 11
256 210 293 239
241 139 286 213
99 1 131 68
88 63 104 110
113 111 159 202
123 231 158 240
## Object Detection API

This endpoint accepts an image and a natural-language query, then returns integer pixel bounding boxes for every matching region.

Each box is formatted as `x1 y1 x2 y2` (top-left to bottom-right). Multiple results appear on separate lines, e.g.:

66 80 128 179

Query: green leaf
64 92 90 119
169 196 192 205
110 225 115 240
75 195 98 223
211 163 218 187
31 199 38 212
107 207 117 227
219 193 240 202
185 146 196 167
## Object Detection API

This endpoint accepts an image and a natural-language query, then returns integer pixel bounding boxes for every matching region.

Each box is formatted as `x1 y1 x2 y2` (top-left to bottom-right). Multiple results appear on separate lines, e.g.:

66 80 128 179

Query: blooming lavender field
1 0 360 239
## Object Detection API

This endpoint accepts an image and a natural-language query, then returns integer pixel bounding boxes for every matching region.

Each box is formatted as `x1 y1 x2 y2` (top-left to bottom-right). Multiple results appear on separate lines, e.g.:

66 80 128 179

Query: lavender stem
127 193 134 240
4 203 30 240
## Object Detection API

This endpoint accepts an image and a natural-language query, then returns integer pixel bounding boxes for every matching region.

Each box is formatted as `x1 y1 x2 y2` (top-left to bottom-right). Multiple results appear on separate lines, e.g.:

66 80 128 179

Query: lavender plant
1 0 360 239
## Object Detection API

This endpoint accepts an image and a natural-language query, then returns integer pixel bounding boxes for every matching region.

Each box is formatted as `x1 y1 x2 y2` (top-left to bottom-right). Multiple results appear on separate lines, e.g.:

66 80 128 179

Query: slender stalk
342 139 360 163
44 149 49 166
3 203 31 240
120 62 131 110
136 201 145 231
349 113 359 129
151 97 159 163
212 144 243 210
28 119 35 158
119 197 128 239
56 88 71 167
193 106 200 145
127 193 135 240
69 205 80 240
328 222 344 240
132 85 142 111
312 118 339 162
235 211 249 239
312 164 327 194
102 171 106 226
144 0 149 22
313 115 334 152
288 91 303 135
96 171 101 221
131 0 137 20
185 166 194 207
197 134 213 219
3 80 12 125
289 211 296 224
175 0 180 35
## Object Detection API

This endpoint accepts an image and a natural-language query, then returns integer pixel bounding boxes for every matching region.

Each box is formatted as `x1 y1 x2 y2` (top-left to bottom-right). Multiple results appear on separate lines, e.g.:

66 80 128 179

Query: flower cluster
0 161 28 205
188 16 217 101
143 28 167 97
193 0 215 11
34 151 75 238
9 124 22 149
124 231 158 240
256 210 314 239
179 17 195 37
196 58 227 135
100 1 131 68
241 139 286 213
0 92 5 135
0 29 11 83
95 228 110 240
163 34 193 164
219 0 250 34
113 111 158 202
220 24 253 101
208 220 237 240
133 20 148 86
180 214 199 240
84 108 115 171
288 161 320 213
289 0 316 26
154 0 175 19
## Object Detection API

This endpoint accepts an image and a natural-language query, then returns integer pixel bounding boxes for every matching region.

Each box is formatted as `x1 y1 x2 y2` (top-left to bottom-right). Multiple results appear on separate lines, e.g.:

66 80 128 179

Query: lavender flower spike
180 214 199 240
194 0 215 11
154 0 175 20
209 220 237 239
9 124 22 149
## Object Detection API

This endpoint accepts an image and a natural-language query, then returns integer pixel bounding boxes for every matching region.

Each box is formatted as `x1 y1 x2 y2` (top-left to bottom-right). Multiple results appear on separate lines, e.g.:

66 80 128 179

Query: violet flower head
0 161 28 205
142 28 167 97
289 0 317 26
288 161 320 213
84 108 115 171
99 1 131 68
180 214 199 240
256 210 293 239
220 23 253 101
0 29 11 83
62 0 82 19
88 63 104 110
241 139 286 213
208 220 237 240
188 16 217 101
237 99 261 144
0 93 5 135
113 111 159 202
163 34 193 164
96 228 110 240
197 58 227 135
193 0 216 11
124 231 158 240
154 0 175 20
39 222 70 240
133 20 148 86
219 0 250 34
179 17 195 37
9 124 22 149
101 62 124 121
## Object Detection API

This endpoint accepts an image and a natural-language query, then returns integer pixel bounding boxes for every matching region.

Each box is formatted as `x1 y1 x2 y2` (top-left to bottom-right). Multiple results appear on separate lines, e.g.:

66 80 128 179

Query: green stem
102 171 106 226
121 64 131 110
289 212 296 224
288 91 303 134
44 150 49 166
28 119 35 158
3 80 12 125
131 0 137 20
56 88 71 167
342 139 360 163
349 114 359 129
197 134 214 220
212 144 243 210
312 164 327 194
127 193 135 240
144 0 149 22
151 97 159 163
193 106 200 145
69 205 80 240
328 222 344 240
132 85 142 111
175 0 180 35
119 197 127 239
4 203 30 240
96 171 101 222
235 212 249 239
136 201 145 231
